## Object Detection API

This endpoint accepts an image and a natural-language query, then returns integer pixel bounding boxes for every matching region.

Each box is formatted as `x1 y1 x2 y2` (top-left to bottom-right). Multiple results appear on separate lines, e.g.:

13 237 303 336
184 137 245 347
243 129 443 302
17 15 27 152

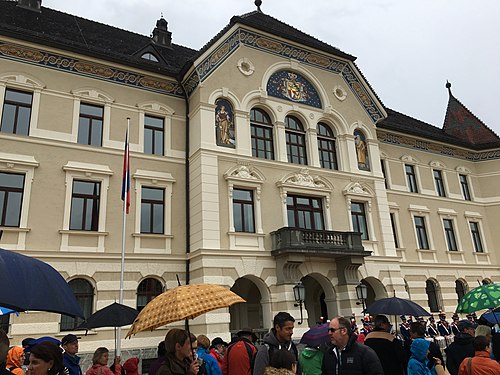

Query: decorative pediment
72 87 114 103
343 182 374 197
400 154 419 164
456 165 472 174
276 168 332 191
137 101 175 115
0 72 45 89
224 163 265 183
429 160 447 169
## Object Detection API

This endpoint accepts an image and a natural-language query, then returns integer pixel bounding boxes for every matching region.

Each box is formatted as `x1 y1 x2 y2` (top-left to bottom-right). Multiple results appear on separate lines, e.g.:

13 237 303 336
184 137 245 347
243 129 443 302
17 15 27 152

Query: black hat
400 315 406 321
61 334 80 346
237 328 258 342
458 319 477 331
211 337 228 347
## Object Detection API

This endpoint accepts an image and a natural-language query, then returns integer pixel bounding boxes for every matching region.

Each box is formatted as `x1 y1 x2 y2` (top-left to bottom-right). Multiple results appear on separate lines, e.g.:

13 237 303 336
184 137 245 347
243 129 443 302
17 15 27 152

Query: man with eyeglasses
322 316 383 375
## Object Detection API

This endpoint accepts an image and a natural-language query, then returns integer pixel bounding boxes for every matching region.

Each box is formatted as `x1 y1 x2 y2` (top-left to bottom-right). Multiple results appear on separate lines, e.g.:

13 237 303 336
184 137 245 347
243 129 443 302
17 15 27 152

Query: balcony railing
270 227 367 257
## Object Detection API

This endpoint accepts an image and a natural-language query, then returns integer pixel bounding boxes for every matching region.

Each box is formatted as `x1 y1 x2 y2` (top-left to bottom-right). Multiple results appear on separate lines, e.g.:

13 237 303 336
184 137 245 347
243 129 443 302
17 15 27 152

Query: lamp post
293 282 306 325
355 282 368 312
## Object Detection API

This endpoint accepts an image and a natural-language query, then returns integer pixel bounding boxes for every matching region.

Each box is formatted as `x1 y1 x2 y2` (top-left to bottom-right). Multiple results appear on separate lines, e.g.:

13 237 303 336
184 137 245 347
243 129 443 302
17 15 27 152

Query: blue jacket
407 339 432 375
63 353 82 375
197 347 222 375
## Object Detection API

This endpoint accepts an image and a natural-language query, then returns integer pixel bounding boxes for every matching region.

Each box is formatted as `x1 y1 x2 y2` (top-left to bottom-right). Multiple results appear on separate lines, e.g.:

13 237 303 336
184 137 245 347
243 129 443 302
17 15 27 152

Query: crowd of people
2 309 500 375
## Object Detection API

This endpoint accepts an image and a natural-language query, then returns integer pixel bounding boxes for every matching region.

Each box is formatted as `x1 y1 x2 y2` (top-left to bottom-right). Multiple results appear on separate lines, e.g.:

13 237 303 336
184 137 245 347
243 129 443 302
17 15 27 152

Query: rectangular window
0 89 33 135
233 188 255 233
287 195 324 230
405 164 418 193
434 170 446 197
460 174 471 201
0 172 25 227
381 159 388 188
443 219 458 251
77 103 103 146
351 202 369 240
390 213 399 248
144 115 164 155
414 216 429 249
141 187 164 234
470 222 484 252
69 180 100 231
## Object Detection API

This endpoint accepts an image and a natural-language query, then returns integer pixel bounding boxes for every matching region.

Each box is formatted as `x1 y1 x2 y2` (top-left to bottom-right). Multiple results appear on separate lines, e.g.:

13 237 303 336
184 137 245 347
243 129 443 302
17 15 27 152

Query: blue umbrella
0 248 84 318
300 323 330 347
0 306 18 315
481 307 500 325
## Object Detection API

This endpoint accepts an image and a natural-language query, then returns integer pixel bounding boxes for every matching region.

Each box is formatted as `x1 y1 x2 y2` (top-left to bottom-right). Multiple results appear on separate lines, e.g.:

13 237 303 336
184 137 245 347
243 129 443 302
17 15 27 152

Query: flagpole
117 118 130 357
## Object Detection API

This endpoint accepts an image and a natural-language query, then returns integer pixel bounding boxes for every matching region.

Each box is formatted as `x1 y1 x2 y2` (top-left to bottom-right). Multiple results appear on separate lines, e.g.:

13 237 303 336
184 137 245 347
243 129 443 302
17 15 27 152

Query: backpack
226 338 257 373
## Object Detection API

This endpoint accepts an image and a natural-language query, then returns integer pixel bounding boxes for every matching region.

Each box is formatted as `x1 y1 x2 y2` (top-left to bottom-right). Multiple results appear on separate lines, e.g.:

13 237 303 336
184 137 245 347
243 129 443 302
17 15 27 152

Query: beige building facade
0 0 499 357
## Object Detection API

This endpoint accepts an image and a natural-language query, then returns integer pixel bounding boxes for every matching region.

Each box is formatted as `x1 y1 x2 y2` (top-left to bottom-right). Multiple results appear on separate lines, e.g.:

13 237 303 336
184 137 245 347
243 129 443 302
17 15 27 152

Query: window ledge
0 226 30 233
132 233 173 238
416 248 436 253
445 250 464 254
474 251 488 256
59 230 109 236
228 232 265 237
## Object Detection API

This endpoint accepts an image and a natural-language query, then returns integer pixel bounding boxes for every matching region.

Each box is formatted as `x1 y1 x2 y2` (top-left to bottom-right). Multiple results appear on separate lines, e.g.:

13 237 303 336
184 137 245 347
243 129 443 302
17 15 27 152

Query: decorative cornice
183 28 384 123
0 41 184 98
377 129 500 161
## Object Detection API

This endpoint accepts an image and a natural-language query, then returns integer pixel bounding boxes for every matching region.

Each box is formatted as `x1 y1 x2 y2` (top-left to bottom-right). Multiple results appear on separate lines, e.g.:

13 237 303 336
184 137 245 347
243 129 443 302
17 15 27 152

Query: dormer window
141 53 159 62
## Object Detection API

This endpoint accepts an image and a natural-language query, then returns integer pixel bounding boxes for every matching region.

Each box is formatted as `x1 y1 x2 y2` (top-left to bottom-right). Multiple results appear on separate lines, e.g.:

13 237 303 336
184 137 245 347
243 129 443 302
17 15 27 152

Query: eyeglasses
328 327 345 333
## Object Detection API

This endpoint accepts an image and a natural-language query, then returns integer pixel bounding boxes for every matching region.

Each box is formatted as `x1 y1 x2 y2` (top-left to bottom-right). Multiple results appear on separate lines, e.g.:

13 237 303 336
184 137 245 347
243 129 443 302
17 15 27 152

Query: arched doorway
301 273 337 327
230 276 271 332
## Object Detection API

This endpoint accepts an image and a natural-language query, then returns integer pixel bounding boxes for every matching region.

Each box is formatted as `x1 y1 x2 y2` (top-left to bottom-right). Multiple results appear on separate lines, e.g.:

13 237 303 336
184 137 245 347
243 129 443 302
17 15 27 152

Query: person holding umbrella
86 348 121 375
0 330 10 375
157 329 199 375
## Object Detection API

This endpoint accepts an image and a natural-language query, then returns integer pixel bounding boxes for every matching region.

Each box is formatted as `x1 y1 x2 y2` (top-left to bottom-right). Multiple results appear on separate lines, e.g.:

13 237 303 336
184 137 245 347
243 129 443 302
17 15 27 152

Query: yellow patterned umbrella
126 283 245 337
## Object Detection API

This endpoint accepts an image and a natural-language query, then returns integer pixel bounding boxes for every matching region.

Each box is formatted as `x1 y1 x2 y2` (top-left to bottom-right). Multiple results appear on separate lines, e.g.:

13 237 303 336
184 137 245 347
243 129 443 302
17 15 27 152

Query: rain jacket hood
411 338 431 362
300 347 322 360
123 358 139 375
6 347 24 369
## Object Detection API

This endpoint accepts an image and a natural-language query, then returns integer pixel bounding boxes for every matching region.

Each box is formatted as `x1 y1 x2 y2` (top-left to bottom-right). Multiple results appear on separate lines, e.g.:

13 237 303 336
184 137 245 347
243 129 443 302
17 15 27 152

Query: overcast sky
44 0 500 136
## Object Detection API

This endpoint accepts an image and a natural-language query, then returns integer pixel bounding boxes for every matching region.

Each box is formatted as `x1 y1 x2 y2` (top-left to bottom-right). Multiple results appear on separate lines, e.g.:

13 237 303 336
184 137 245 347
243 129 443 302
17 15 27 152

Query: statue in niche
354 130 370 171
215 98 235 147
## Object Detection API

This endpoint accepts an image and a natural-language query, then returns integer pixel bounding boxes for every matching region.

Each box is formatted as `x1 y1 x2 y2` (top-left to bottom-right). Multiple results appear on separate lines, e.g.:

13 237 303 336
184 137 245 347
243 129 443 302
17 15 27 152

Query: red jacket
221 339 257 375
86 363 122 375
458 351 500 375
209 349 224 370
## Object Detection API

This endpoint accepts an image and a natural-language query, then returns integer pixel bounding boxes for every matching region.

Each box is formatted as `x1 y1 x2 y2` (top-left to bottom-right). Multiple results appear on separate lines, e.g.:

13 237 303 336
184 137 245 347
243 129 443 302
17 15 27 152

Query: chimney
17 0 41 12
151 17 172 48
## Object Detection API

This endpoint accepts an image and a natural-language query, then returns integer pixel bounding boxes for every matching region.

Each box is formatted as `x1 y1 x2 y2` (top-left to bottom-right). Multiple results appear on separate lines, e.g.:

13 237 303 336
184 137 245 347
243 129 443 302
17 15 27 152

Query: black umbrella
365 297 431 317
77 302 138 331
0 248 84 318
77 302 138 354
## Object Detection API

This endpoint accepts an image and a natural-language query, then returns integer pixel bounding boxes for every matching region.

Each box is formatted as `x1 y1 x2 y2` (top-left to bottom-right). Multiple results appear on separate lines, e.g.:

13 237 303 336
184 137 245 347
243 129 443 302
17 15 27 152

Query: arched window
455 279 468 303
285 116 307 165
482 278 492 285
137 278 163 311
141 53 159 62
426 279 440 313
317 123 337 170
60 278 93 331
250 108 274 160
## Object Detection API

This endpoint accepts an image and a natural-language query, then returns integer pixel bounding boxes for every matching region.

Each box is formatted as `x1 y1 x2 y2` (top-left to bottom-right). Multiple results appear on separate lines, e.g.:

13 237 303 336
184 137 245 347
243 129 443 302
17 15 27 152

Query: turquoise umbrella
456 284 500 313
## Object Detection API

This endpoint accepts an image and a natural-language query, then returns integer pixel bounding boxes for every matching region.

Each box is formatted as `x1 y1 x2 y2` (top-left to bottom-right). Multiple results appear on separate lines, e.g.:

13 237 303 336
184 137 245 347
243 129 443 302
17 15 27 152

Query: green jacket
299 347 323 375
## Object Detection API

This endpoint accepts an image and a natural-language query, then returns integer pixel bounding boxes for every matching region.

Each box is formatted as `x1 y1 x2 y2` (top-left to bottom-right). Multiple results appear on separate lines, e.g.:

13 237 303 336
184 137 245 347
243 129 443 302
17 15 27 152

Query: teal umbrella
456 284 500 313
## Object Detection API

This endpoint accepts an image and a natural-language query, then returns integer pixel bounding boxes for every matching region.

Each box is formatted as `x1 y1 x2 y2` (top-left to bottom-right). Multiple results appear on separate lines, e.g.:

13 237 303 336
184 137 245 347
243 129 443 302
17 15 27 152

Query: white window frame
224 164 265 251
408 205 437 262
0 152 39 250
465 211 489 264
429 160 448 198
437 209 462 252
71 88 114 147
343 182 376 242
137 102 175 157
456 166 474 201
277 168 333 230
132 169 175 254
60 161 112 252
401 155 421 193
0 73 44 137
389 204 403 249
